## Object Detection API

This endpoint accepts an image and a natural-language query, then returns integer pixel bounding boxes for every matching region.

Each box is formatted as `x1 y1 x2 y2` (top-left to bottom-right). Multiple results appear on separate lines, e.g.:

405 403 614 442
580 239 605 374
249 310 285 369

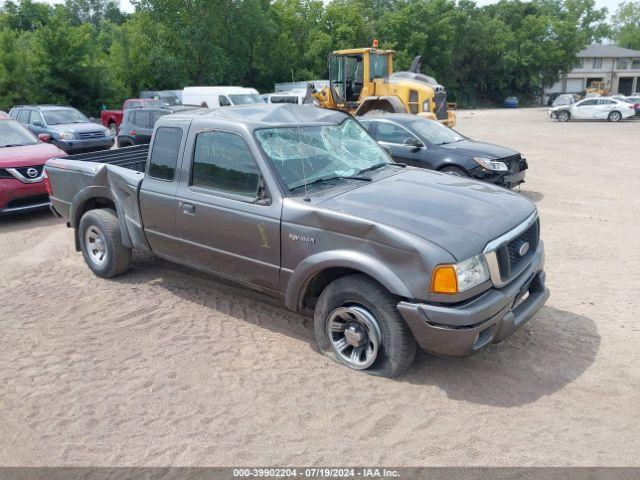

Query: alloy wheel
326 305 381 370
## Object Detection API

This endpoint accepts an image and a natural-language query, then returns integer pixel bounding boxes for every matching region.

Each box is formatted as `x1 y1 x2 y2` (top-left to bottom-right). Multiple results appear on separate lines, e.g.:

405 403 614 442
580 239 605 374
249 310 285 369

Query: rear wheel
79 209 131 278
440 165 468 177
556 110 570 122
314 274 417 377
608 111 622 122
117 138 133 148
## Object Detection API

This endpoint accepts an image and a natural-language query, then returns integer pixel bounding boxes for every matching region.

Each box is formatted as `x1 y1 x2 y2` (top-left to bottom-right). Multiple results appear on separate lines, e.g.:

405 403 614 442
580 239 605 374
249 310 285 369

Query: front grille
434 91 448 120
7 194 49 209
0 168 13 179
77 131 105 140
496 219 540 281
496 154 525 173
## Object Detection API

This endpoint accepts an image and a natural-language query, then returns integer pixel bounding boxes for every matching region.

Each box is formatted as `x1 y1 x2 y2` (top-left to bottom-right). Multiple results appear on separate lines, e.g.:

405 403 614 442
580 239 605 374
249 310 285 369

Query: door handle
180 202 195 215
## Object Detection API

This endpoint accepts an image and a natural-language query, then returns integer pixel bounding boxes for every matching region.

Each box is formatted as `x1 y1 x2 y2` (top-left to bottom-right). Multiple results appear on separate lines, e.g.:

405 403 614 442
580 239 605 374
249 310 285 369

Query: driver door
573 99 597 119
175 128 282 291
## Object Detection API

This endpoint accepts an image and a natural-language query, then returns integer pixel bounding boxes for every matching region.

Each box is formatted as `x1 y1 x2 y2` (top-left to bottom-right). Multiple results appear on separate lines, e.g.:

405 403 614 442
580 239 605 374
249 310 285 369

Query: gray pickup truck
46 104 549 377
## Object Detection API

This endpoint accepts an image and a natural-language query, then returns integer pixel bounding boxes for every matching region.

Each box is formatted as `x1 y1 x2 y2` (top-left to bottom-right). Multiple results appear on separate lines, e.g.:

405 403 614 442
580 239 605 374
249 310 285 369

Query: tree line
1 0 639 115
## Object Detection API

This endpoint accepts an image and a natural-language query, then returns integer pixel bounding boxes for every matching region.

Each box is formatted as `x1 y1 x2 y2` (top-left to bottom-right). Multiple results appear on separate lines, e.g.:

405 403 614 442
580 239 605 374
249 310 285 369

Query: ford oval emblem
518 242 530 257
26 167 39 178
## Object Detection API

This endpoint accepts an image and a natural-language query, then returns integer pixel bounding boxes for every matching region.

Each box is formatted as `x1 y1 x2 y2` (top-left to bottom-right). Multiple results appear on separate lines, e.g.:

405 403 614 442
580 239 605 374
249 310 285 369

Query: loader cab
328 48 394 107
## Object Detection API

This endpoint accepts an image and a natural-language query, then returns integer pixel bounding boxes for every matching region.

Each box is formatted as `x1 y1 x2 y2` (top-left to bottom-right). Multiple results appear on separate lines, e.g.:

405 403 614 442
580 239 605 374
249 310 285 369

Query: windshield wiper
290 174 371 192
357 163 389 174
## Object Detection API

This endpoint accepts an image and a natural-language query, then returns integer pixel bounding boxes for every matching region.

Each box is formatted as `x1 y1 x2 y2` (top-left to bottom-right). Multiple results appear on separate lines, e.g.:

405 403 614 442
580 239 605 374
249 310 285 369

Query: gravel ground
0 108 638 467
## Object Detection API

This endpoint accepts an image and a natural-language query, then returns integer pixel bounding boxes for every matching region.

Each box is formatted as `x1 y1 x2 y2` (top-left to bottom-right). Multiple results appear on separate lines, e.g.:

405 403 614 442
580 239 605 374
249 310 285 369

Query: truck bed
63 145 149 172
45 145 150 252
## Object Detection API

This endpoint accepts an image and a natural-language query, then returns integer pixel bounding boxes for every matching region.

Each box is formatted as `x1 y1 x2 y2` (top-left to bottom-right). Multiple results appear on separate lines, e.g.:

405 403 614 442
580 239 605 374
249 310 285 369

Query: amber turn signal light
431 265 458 294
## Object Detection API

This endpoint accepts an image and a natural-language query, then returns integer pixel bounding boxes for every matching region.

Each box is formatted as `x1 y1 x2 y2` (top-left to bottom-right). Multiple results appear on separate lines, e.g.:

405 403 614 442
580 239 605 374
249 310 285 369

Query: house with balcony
547 44 640 98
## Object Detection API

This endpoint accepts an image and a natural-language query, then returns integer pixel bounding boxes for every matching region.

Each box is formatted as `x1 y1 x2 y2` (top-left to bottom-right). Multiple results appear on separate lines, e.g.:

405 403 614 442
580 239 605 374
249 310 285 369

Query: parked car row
44 103 549 377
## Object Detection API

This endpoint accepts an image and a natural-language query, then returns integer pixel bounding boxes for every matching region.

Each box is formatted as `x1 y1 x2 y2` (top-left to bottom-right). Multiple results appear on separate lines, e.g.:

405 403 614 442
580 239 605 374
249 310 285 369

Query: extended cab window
191 130 261 199
148 127 182 181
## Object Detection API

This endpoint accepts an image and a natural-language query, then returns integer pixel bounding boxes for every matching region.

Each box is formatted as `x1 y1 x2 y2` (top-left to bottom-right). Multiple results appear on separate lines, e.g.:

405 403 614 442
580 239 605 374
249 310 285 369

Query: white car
549 97 636 122
181 86 264 108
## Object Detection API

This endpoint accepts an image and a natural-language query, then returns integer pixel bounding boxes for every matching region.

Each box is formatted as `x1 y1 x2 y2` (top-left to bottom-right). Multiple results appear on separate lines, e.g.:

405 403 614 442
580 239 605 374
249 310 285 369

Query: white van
182 87 263 108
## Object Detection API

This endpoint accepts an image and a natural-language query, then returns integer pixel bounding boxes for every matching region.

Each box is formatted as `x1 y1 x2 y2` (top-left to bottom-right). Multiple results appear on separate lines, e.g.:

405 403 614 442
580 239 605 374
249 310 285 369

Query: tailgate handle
181 202 195 215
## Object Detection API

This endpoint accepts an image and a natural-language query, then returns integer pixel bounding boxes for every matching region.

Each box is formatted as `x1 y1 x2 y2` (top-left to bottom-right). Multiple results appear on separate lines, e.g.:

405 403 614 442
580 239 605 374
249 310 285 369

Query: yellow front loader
307 42 456 127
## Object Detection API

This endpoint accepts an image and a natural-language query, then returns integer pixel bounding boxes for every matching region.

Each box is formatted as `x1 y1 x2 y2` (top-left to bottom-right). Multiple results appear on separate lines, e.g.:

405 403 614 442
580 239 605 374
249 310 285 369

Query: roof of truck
170 103 349 128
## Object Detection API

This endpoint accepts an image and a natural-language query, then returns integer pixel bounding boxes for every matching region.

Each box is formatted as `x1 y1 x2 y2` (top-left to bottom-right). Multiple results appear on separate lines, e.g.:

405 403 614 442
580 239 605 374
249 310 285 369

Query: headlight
473 156 508 172
431 254 490 294
422 100 430 112
58 132 75 140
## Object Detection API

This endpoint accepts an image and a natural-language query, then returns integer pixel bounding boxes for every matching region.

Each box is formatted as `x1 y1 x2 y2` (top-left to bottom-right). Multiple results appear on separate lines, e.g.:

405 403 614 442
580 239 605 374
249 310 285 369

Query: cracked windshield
255 119 390 191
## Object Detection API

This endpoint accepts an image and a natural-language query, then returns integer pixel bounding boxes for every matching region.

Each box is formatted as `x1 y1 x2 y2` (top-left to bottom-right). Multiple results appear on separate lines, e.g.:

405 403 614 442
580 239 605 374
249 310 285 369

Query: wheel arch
70 188 135 252
355 96 408 116
285 250 413 311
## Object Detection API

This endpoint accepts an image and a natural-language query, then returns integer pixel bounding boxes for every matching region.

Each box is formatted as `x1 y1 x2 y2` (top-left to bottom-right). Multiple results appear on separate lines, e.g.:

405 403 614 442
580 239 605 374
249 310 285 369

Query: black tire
556 110 570 122
79 209 132 278
314 274 417 377
608 111 622 122
117 137 133 148
440 165 468 177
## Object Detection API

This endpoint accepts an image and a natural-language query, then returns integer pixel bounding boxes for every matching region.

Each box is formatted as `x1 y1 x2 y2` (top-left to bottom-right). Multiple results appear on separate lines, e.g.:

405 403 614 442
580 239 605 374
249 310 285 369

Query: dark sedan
359 114 528 188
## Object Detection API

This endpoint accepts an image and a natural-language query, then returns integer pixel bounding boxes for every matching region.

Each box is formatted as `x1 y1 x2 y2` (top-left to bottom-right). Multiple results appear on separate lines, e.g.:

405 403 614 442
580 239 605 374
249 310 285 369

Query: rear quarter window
148 127 183 181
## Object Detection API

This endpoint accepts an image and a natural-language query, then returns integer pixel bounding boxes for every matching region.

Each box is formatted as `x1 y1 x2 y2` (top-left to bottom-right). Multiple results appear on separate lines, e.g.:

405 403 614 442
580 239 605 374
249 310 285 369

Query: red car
0 112 66 214
100 98 164 135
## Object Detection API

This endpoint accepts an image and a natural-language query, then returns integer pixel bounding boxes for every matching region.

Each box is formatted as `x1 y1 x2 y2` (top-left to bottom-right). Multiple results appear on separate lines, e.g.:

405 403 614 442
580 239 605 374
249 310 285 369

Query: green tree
612 1 640 50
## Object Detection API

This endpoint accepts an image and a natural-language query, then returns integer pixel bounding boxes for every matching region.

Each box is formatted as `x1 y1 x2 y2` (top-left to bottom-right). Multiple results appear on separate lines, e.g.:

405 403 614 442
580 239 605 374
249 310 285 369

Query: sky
8 0 626 17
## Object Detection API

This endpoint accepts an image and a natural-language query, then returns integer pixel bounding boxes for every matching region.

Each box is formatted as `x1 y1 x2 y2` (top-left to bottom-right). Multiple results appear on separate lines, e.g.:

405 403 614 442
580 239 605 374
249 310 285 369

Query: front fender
284 249 414 311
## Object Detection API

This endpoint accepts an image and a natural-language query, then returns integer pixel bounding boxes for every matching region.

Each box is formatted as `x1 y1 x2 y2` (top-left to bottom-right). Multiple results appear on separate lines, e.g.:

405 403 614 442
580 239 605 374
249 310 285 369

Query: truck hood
437 139 519 160
0 142 66 167
49 122 106 134
317 169 536 261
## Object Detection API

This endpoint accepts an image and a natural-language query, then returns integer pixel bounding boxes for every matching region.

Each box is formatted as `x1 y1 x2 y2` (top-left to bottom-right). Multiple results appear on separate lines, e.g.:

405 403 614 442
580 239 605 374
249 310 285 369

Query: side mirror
89 117 96 123
38 133 51 142
403 137 424 149
254 177 271 205
33 121 44 127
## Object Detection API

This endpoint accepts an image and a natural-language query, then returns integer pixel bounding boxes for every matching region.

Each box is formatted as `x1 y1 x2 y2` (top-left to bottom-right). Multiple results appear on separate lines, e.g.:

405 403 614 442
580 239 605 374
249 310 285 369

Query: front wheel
556 110 570 122
608 111 622 122
314 274 417 377
79 209 131 278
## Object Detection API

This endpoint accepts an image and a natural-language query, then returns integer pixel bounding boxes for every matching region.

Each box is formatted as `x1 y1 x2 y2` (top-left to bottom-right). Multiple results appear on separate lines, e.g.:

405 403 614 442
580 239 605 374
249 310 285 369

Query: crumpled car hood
437 139 518 160
317 168 536 260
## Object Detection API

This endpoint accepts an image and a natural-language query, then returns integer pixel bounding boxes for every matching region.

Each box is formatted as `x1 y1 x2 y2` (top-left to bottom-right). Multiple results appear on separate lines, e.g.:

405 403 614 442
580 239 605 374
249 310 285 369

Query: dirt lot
1 108 639 467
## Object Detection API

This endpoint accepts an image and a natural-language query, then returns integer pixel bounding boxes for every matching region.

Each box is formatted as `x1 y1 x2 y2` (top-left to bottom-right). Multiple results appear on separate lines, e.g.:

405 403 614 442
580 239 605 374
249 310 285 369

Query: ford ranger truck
45 104 550 377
